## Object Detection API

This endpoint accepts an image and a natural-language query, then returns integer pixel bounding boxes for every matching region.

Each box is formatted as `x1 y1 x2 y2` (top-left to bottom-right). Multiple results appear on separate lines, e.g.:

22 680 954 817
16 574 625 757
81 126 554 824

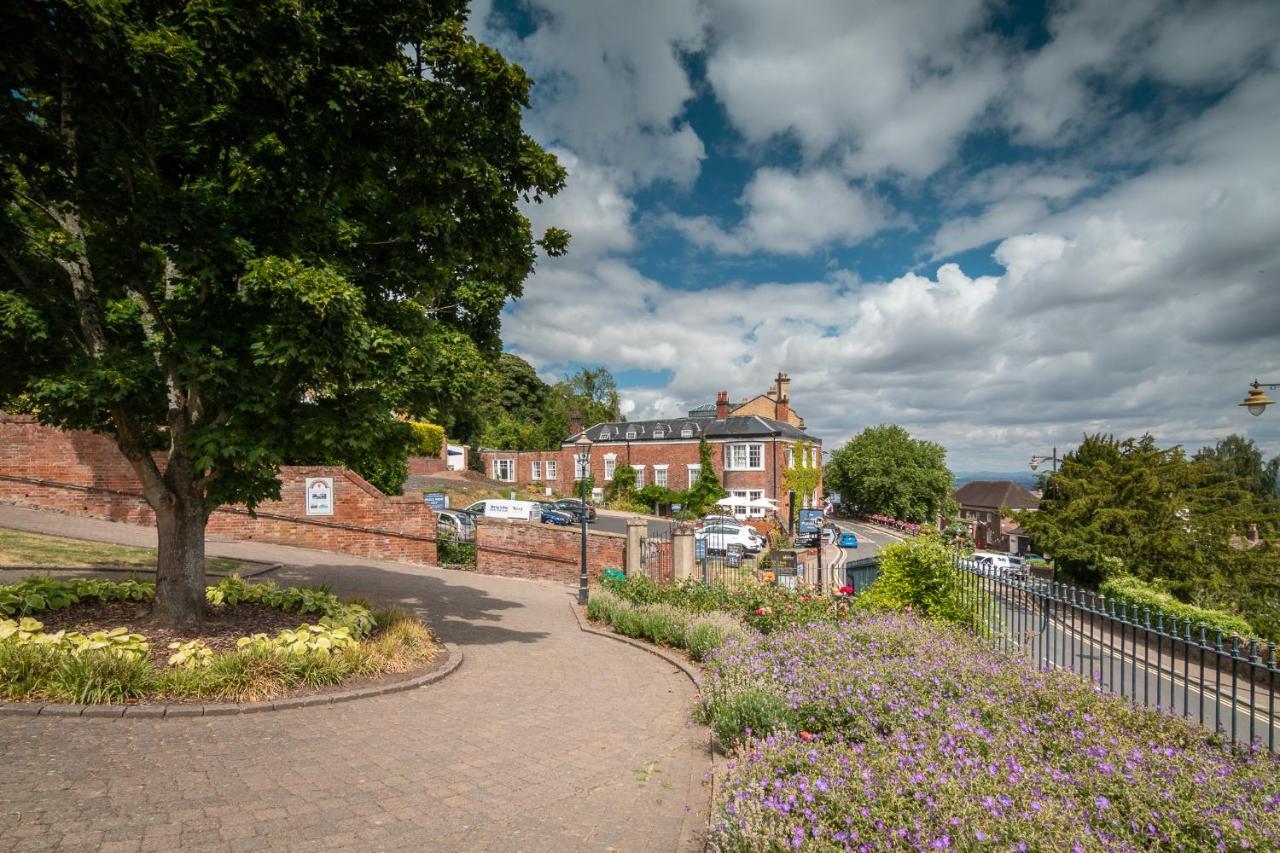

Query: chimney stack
774 371 791 423
715 390 729 420
570 410 583 436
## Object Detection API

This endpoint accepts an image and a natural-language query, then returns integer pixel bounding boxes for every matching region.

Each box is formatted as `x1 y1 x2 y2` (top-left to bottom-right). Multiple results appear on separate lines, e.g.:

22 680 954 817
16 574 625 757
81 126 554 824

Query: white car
974 552 1027 579
696 524 764 554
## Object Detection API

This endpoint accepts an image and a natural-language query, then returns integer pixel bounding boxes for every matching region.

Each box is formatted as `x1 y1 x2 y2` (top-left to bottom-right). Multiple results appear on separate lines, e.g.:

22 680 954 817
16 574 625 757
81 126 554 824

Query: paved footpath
0 506 710 852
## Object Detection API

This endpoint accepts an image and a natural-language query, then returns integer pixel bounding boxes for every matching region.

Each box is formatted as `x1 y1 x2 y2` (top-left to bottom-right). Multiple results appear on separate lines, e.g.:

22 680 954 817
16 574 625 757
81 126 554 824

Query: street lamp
1029 448 1058 472
576 435 592 605
1239 381 1279 417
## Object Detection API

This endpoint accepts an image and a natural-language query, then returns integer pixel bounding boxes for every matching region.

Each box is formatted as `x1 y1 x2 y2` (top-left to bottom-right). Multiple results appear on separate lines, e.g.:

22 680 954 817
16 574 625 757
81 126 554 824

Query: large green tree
0 0 567 625
825 425 953 523
1015 434 1280 625
1193 434 1280 503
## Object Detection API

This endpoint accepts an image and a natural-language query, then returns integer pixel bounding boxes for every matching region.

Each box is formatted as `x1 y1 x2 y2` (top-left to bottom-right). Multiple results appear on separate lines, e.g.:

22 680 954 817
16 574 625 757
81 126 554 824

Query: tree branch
0 246 38 291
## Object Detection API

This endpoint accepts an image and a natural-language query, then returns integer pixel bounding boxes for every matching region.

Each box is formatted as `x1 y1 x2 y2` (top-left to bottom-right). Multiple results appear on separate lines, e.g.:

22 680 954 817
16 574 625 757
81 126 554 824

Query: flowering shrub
704 613 1280 850
601 574 854 634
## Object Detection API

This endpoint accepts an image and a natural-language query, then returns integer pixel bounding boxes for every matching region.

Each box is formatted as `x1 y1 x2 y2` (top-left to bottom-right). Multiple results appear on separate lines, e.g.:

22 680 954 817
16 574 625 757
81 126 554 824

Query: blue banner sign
422 491 448 510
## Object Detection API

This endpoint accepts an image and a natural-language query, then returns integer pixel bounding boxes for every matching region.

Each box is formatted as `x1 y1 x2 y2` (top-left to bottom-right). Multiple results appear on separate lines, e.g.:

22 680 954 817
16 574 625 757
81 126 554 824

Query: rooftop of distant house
951 480 1041 511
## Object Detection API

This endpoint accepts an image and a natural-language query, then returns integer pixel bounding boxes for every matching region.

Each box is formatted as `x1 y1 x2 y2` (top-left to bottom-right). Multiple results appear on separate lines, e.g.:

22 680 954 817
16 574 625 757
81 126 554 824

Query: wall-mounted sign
422 491 448 511
305 478 334 516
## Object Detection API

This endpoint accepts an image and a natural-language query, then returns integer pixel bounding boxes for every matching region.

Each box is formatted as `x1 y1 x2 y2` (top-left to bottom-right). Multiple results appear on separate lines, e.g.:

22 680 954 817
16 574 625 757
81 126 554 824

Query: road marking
994 591 1275 729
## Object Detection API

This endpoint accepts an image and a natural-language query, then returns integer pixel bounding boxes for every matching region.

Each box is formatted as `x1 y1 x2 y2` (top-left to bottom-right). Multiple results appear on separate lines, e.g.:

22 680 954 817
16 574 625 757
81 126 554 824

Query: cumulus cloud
665 169 891 255
479 0 1280 469
702 0 1005 179
474 0 707 188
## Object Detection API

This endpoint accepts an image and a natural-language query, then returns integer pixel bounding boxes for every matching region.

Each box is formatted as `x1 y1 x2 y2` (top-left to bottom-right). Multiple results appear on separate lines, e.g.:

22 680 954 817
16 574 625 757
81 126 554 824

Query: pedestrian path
0 505 710 852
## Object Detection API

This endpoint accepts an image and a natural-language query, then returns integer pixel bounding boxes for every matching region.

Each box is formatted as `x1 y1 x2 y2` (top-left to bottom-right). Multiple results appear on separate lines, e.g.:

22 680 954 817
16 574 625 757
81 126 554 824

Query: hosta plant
166 639 214 668
236 624 356 656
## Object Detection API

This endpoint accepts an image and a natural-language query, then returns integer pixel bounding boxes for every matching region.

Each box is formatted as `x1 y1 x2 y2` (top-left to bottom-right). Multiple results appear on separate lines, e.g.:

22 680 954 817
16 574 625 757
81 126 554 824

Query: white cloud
474 0 707 188
667 169 891 255
484 0 1280 469
702 0 1005 178
523 150 635 263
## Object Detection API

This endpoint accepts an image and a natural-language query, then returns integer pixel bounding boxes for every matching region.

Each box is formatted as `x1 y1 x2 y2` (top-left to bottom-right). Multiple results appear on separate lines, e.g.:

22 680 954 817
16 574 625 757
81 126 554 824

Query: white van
463 499 537 522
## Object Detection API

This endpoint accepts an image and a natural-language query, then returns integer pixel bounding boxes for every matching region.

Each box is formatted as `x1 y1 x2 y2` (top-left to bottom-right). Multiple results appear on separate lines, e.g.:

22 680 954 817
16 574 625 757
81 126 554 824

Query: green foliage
1015 434 1280 634
1193 434 1280 501
45 649 155 704
605 462 637 503
166 639 214 669
585 587 751 662
697 685 794 748
476 363 625 451
236 624 356 656
437 532 476 567
0 576 154 616
859 534 974 626
782 440 822 506
0 0 568 622
681 437 728 517
826 425 953 523
1099 576 1256 638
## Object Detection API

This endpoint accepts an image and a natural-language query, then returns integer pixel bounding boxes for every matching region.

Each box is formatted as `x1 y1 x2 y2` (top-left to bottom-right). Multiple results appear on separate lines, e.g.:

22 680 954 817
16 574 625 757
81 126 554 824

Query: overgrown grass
0 529 247 574
586 588 749 662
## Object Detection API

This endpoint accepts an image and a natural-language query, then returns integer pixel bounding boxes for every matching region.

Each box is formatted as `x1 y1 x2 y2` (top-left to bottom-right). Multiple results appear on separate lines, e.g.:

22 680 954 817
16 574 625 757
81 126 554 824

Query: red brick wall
474 517 625 584
407 456 447 475
0 415 437 565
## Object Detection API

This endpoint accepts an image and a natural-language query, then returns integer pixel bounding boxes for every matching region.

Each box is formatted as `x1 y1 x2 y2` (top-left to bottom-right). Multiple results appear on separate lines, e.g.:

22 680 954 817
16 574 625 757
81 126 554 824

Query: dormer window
653 427 666 439
680 426 693 438
599 427 611 439
625 429 637 439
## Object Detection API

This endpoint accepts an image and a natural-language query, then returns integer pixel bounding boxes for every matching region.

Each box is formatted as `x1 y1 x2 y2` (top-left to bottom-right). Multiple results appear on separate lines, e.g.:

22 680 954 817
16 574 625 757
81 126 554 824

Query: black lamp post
576 435 592 605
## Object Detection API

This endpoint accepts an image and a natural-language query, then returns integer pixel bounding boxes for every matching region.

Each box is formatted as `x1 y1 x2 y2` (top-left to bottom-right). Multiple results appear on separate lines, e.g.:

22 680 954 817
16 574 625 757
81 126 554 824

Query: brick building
951 479 1040 553
481 373 822 518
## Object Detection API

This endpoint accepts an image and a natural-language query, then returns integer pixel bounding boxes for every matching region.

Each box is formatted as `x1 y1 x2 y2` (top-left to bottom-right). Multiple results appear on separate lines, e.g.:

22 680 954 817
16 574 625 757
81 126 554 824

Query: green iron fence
950 554 1279 752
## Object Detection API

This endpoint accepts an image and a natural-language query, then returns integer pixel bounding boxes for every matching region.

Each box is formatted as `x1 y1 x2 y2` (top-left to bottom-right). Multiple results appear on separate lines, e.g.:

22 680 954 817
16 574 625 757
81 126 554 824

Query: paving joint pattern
0 505 710 852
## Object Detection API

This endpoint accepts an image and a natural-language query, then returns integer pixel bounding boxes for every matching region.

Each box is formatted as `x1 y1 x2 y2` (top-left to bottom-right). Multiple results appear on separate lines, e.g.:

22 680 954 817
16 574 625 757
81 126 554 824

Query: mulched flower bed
37 601 309 665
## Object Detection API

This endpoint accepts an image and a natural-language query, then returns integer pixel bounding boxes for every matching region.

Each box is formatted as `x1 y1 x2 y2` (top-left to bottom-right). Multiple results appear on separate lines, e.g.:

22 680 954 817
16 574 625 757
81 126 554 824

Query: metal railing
951 555 1278 751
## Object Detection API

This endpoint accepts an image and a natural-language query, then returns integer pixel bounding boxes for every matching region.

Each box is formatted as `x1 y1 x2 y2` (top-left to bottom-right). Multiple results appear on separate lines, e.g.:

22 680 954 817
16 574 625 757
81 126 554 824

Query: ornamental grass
703 613 1280 851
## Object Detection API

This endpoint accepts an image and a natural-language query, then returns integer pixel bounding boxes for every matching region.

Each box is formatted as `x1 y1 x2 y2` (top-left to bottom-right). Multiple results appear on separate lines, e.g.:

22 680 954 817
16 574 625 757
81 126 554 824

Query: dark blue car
540 507 575 525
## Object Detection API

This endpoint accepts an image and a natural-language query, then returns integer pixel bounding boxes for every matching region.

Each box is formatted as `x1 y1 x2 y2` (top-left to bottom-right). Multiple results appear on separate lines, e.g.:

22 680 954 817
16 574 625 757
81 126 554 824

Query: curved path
0 507 710 852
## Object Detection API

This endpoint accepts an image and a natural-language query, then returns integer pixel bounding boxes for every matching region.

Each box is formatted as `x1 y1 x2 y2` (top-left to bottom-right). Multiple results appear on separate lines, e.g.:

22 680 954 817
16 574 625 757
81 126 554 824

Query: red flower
754 608 770 616
799 731 813 742
838 585 854 595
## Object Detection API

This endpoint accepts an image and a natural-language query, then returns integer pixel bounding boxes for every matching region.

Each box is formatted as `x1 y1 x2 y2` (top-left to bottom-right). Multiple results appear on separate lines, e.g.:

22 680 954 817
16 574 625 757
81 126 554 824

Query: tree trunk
151 492 208 628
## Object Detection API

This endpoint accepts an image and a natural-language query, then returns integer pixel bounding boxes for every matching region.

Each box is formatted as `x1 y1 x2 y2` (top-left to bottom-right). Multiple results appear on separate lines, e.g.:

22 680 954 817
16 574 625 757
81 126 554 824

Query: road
973 569 1279 750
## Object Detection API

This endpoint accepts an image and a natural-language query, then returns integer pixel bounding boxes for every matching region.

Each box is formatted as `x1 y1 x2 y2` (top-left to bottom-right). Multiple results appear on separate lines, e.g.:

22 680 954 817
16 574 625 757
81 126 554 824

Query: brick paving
0 506 711 852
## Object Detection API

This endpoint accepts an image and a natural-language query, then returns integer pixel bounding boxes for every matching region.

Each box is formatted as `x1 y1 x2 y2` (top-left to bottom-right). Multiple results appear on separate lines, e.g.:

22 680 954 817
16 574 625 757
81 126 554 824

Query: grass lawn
0 529 249 574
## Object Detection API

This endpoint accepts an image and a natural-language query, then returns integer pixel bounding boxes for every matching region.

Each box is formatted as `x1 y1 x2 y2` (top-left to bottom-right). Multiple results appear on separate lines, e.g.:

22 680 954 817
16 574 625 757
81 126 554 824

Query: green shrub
1100 575 1255 638
46 649 154 704
0 641 61 700
697 685 793 747
638 604 688 647
685 613 748 662
437 533 476 567
408 421 446 457
585 591 621 624
859 533 974 625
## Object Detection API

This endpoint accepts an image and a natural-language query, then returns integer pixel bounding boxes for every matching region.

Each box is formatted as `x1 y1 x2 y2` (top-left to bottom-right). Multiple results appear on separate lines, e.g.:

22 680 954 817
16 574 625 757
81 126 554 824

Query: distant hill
952 471 1039 491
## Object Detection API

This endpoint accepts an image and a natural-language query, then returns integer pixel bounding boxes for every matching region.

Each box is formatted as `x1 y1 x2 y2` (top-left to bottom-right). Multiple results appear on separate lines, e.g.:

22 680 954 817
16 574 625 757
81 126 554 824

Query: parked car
974 552 1027 580
838 531 859 548
463 499 538 521
696 524 764 554
538 504 575 525
552 498 596 522
436 510 475 540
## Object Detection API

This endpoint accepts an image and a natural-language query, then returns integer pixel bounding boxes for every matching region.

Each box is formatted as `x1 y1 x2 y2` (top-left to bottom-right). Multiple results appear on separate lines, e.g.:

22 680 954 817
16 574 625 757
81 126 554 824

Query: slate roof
566 414 817 445
951 480 1040 511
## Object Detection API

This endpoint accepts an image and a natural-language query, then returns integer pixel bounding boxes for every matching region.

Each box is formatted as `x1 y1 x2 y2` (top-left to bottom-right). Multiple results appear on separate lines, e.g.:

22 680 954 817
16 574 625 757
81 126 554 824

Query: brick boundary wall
0 415 437 565
474 517 625 584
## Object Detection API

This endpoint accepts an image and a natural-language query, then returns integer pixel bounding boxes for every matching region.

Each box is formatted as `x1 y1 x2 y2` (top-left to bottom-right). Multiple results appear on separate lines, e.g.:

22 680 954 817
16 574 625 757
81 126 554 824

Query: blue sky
470 0 1280 470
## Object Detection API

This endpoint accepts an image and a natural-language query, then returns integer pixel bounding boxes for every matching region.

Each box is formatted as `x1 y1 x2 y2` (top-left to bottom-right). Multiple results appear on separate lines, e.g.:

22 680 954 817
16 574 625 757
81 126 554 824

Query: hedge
1099 575 1256 638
